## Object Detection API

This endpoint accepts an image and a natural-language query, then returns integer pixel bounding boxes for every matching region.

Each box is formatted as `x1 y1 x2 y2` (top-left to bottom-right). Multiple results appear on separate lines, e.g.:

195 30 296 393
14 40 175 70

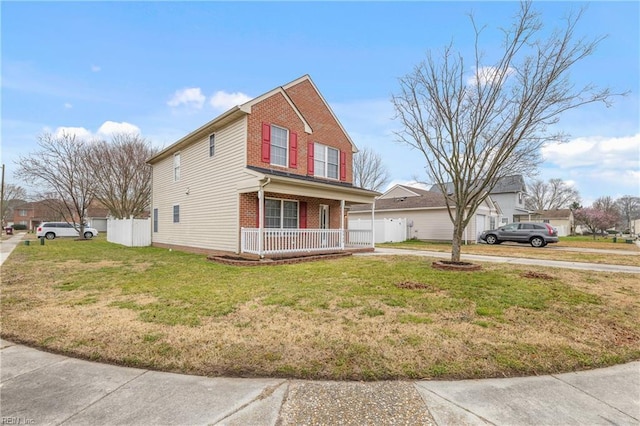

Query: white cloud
467 66 515 86
167 87 206 109
54 126 92 139
91 65 101 72
209 91 252 110
97 121 141 135
51 121 141 140
541 134 640 170
64 103 73 109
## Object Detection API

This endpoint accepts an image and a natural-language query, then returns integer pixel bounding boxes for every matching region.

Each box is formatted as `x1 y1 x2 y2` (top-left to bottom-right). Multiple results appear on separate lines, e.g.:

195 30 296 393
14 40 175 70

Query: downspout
258 177 271 258
340 200 345 250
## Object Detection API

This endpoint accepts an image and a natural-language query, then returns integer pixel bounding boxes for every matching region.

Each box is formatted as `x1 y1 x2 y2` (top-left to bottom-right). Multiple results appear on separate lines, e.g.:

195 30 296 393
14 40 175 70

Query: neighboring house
514 208 575 236
10 200 64 230
348 184 500 243
10 199 110 231
430 174 530 225
147 75 379 256
86 203 111 233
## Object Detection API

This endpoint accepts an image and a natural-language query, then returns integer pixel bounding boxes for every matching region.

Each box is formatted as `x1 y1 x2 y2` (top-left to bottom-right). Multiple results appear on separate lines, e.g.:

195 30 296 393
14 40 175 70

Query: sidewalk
1 340 638 425
359 247 640 274
0 232 26 266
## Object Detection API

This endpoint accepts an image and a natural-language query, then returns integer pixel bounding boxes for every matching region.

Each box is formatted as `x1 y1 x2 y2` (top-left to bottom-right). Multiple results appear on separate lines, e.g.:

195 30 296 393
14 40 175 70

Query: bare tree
1 183 27 226
392 1 623 262
15 132 96 237
526 178 580 210
352 146 390 192
86 133 158 219
616 195 640 232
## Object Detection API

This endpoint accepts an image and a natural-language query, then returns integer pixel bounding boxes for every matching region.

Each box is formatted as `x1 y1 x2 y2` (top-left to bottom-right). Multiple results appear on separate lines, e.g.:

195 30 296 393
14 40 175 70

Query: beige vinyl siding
152 117 247 252
380 186 422 199
349 204 496 243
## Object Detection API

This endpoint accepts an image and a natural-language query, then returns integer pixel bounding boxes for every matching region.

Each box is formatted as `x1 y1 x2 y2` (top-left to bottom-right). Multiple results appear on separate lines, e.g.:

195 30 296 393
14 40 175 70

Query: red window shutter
299 202 307 229
289 132 298 168
307 142 314 175
256 197 261 228
261 123 271 163
340 150 347 181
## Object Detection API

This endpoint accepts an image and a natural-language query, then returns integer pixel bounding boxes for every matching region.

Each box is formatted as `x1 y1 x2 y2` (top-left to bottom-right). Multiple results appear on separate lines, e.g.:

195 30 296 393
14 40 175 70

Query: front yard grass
2 236 639 381
382 238 640 267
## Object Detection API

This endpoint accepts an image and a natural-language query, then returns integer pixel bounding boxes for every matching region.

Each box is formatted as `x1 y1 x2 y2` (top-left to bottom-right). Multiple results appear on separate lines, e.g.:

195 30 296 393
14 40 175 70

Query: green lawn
2 235 639 380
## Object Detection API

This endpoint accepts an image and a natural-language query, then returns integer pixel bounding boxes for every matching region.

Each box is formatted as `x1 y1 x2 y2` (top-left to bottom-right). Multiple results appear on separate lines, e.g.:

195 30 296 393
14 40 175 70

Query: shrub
11 224 27 230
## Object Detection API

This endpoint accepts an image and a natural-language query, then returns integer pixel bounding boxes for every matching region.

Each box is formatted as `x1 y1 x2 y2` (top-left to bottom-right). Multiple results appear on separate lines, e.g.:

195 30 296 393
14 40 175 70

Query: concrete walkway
359 247 640 273
1 340 638 425
0 232 26 266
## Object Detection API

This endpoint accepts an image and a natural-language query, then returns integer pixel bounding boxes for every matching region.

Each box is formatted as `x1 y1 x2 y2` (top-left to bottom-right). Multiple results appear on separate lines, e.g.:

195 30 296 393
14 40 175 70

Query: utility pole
1 164 5 228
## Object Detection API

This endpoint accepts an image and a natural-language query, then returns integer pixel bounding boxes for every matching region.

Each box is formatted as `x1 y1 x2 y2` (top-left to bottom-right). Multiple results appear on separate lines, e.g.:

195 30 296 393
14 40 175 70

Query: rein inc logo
1 418 35 425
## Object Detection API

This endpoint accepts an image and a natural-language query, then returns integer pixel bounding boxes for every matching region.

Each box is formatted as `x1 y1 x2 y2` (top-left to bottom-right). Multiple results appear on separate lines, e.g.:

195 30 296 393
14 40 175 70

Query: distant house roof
529 209 573 220
349 190 447 212
430 175 526 195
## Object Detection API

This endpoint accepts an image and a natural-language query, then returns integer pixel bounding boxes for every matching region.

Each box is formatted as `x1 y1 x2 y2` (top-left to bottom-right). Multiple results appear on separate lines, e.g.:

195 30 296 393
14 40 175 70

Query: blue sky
2 1 639 205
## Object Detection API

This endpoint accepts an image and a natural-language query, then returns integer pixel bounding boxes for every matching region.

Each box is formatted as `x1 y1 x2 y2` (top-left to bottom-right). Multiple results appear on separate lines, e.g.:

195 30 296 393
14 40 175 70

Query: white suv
36 222 99 240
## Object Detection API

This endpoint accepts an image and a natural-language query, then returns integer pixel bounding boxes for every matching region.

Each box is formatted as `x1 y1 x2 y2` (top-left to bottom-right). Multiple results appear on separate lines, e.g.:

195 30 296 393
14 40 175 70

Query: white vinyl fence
107 217 151 247
349 218 407 243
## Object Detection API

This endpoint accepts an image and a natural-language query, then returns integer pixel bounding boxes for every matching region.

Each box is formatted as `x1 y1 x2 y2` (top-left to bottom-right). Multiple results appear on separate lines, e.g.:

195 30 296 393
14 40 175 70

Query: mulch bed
207 251 352 266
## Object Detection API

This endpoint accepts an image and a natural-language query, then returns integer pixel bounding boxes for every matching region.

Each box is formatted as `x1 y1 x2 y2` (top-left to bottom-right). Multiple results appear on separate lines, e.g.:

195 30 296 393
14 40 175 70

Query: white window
265 198 298 229
314 143 339 179
209 134 215 157
173 153 181 181
270 125 288 167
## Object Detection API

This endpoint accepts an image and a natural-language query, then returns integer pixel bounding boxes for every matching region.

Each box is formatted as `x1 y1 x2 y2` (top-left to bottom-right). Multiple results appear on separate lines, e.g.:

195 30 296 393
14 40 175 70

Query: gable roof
148 74 353 164
529 209 573 220
350 190 447 212
379 184 432 199
430 174 526 195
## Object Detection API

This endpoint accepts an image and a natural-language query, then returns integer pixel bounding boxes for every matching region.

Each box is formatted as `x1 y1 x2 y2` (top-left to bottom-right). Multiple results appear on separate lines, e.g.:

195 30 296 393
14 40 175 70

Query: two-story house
147 75 379 257
430 174 530 226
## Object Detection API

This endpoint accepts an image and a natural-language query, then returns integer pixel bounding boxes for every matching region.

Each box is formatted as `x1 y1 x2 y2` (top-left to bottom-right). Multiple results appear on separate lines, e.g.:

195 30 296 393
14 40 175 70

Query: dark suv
479 222 559 247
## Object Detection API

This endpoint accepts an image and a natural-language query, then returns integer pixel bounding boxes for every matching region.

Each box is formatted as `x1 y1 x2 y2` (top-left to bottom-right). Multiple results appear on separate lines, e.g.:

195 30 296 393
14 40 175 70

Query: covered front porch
238 167 379 257
241 227 373 255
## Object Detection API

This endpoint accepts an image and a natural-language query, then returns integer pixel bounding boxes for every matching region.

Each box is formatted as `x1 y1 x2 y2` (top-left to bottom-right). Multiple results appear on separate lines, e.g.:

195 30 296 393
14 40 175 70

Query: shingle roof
530 209 572 220
430 175 526 195
349 190 447 212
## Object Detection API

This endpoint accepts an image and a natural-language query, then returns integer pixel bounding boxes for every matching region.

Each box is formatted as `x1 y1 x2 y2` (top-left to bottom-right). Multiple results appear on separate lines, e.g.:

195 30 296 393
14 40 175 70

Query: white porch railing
241 228 373 255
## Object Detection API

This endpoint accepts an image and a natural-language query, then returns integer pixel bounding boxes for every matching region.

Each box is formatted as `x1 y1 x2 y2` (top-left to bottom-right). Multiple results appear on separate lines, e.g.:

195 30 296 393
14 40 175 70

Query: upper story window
314 143 339 180
270 125 288 167
173 153 181 181
209 134 215 157
19 210 27 216
261 123 297 168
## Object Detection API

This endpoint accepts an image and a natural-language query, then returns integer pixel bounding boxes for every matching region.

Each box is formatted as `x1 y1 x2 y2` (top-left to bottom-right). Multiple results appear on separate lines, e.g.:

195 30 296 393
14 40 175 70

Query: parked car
479 222 558 247
36 222 98 240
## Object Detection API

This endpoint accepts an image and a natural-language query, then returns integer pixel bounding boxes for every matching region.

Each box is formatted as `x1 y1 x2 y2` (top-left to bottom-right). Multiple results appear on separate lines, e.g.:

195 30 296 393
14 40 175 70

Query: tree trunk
451 222 464 263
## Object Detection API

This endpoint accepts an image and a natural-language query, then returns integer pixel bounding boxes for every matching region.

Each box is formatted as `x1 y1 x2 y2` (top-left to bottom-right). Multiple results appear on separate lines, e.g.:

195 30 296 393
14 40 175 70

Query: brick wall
239 192 342 229
246 80 354 183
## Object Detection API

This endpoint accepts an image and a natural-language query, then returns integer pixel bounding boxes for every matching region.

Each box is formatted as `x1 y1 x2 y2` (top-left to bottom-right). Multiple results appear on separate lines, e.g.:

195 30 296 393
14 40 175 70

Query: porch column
258 189 264 257
371 199 376 248
340 200 345 250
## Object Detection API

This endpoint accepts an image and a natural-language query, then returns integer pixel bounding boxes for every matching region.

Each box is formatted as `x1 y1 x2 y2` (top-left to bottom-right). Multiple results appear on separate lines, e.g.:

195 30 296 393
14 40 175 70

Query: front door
319 205 329 246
